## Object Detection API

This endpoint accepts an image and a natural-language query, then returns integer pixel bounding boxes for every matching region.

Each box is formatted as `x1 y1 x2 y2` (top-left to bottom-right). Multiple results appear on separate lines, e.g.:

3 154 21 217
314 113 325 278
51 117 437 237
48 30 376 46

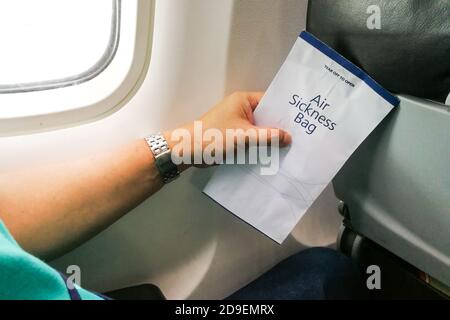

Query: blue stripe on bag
299 31 400 107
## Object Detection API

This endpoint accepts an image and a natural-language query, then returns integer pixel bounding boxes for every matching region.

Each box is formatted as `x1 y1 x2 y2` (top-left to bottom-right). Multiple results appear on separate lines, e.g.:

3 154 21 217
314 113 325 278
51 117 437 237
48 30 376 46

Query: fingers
254 127 292 148
229 91 265 110
225 125 292 149
246 91 265 110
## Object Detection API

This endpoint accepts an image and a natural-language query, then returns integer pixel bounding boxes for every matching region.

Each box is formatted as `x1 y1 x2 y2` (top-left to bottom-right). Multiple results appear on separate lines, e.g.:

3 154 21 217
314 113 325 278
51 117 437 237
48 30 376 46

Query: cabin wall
0 0 341 299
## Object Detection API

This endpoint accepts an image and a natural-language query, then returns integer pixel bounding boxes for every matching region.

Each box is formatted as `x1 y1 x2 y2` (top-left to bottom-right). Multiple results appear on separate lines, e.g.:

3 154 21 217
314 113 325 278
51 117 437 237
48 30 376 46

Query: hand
165 91 292 169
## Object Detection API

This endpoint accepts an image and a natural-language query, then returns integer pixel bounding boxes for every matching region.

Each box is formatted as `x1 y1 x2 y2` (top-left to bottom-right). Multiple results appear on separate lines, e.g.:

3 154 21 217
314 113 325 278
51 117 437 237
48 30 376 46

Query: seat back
307 0 450 286
307 0 450 103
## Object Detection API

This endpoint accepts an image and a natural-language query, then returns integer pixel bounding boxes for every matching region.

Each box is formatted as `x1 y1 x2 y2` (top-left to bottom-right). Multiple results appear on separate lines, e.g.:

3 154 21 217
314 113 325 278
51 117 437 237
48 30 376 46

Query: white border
0 0 155 136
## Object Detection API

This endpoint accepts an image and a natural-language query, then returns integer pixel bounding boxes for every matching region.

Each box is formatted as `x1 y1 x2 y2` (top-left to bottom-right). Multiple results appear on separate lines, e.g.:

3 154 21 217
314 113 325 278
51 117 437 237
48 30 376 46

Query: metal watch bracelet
144 134 180 183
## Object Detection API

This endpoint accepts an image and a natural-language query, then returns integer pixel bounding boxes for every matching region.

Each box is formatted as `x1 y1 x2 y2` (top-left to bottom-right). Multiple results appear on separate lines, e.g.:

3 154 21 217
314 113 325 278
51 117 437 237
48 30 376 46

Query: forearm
0 139 171 260
0 92 290 261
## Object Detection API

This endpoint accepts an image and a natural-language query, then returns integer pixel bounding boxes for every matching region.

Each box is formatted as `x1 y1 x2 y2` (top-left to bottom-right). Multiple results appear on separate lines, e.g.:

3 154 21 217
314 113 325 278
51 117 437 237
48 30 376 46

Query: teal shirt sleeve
0 220 103 300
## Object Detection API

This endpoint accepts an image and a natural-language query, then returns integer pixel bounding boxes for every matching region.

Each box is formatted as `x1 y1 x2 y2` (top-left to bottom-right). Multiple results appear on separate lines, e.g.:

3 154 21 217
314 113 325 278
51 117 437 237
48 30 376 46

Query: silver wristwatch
145 134 180 183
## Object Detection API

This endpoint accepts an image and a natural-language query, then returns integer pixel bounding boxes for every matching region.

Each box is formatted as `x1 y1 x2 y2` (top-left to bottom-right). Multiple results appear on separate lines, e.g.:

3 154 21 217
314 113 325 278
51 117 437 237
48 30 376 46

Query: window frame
0 0 155 136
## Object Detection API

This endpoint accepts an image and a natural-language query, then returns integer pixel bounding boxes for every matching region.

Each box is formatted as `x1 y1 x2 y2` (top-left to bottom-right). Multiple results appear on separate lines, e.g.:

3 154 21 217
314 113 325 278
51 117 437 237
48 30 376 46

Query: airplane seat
306 0 450 289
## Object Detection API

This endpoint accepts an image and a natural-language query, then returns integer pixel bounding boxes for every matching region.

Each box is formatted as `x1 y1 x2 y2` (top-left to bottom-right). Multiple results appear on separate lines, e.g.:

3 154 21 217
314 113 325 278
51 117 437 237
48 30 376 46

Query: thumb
254 127 292 148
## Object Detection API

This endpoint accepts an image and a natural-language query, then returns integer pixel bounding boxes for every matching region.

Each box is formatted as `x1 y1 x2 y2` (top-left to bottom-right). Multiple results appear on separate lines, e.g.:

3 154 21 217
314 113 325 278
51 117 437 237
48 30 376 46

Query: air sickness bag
203 31 399 243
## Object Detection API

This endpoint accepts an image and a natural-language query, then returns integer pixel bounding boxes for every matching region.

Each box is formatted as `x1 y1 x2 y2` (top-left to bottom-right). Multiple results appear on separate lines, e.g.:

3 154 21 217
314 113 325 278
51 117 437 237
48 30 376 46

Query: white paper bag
204 31 399 243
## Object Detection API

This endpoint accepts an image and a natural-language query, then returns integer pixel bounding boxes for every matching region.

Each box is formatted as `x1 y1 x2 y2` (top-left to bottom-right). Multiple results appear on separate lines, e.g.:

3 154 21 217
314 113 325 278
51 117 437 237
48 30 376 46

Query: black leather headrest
306 0 450 103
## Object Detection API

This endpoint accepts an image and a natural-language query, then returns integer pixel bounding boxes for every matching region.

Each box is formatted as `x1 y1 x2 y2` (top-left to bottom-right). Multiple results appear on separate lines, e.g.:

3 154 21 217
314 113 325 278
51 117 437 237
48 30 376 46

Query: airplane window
0 0 120 93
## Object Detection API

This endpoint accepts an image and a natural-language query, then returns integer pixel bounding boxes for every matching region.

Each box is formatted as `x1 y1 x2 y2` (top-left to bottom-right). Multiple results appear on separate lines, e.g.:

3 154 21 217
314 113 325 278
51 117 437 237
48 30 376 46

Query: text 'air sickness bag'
204 31 399 243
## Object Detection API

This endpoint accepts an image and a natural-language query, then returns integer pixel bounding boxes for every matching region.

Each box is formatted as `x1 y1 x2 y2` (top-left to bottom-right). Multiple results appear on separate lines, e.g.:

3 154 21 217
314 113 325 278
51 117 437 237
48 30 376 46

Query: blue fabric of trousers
227 247 367 300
